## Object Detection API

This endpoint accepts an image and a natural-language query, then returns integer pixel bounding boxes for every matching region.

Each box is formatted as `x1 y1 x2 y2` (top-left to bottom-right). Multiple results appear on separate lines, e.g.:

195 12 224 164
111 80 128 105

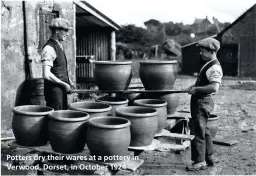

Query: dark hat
49 18 73 30
196 37 220 51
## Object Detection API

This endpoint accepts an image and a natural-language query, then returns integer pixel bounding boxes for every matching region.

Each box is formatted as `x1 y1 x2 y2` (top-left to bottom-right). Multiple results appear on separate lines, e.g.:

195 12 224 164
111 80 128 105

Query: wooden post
155 45 158 58
110 31 116 61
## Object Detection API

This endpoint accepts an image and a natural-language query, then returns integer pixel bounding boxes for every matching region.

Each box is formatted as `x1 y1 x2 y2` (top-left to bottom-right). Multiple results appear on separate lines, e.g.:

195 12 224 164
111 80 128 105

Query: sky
85 0 256 27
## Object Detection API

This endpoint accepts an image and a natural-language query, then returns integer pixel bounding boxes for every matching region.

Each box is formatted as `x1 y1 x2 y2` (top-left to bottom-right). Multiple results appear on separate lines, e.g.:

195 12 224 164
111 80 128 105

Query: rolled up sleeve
41 45 56 67
206 65 223 84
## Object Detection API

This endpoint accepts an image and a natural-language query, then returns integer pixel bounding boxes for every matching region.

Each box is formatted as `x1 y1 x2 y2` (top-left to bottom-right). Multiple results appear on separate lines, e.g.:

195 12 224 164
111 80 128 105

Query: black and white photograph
1 0 256 175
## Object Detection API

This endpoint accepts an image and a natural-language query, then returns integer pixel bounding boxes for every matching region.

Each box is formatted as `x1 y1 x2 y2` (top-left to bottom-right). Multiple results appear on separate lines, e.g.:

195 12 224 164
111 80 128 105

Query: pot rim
94 61 132 65
139 60 177 64
209 114 219 121
96 96 129 105
116 106 157 118
69 102 112 113
134 99 167 107
48 110 90 122
13 105 54 116
88 116 131 129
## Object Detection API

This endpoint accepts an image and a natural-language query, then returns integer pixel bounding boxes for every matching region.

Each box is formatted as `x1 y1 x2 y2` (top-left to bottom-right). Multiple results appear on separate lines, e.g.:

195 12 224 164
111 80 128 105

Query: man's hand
63 83 72 94
188 87 197 95
183 84 195 93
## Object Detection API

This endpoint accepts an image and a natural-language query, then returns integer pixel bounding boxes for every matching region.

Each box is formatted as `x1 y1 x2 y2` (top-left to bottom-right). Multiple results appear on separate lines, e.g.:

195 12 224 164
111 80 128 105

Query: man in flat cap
186 37 223 171
41 18 73 110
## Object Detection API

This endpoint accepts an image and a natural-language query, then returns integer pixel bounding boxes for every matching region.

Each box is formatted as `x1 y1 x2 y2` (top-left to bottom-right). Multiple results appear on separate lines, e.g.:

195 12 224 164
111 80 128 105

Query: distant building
191 16 212 33
182 3 256 77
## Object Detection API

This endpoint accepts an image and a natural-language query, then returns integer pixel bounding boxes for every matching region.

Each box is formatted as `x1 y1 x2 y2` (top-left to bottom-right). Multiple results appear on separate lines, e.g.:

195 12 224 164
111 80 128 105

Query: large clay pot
12 105 54 146
207 114 220 138
69 101 112 118
48 110 90 154
94 61 132 90
116 106 158 147
139 60 178 90
87 116 131 163
96 96 128 116
133 99 167 134
158 93 180 116
144 92 180 116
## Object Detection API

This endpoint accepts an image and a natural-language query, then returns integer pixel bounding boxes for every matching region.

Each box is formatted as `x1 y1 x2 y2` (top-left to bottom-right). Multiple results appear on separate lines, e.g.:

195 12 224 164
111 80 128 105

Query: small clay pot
12 105 54 146
133 99 167 134
87 116 131 163
96 96 128 116
48 110 90 154
207 114 220 138
69 101 112 118
139 60 178 90
94 61 132 90
116 106 158 147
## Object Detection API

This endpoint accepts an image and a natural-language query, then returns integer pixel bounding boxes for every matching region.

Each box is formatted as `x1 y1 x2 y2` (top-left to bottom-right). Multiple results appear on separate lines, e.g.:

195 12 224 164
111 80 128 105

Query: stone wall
1 0 76 136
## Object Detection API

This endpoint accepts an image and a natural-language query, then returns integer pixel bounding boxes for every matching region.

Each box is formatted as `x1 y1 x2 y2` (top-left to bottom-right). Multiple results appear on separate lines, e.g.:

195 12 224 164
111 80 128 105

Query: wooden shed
182 3 256 77
75 1 121 89
217 3 256 77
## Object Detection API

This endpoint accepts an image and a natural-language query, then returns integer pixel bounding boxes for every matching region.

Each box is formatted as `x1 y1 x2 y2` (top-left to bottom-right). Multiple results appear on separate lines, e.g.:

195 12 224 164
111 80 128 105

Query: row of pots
12 100 220 159
94 60 178 91
12 97 169 157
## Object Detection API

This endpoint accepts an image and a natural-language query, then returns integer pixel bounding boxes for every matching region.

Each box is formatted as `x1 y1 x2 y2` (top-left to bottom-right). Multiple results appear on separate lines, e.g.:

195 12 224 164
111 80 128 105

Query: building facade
1 0 120 135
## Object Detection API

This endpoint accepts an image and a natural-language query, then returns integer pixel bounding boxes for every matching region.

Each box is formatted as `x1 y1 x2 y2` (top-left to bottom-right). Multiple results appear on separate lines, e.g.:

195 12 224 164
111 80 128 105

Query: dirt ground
1 76 256 175
139 76 256 175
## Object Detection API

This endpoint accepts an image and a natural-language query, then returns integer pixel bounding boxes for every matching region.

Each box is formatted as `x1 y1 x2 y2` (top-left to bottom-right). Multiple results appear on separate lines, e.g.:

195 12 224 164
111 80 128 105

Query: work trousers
44 80 68 110
189 95 214 162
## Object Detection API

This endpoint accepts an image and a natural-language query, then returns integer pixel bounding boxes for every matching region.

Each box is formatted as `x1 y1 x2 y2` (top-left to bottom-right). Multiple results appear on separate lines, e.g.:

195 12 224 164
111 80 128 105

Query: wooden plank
155 143 187 152
1 136 15 141
128 139 160 151
155 129 194 140
213 138 239 146
71 89 188 94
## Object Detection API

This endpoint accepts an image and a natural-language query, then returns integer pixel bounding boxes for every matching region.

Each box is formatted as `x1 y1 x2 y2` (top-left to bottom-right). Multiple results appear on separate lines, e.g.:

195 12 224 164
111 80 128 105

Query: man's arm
189 82 220 94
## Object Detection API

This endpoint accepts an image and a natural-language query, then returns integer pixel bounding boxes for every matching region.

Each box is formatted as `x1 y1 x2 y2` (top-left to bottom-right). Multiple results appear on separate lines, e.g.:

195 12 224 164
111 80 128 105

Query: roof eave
74 0 121 30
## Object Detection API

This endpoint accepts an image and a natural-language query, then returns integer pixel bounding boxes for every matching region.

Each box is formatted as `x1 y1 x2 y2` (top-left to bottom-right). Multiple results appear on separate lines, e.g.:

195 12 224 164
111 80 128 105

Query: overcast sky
85 0 256 27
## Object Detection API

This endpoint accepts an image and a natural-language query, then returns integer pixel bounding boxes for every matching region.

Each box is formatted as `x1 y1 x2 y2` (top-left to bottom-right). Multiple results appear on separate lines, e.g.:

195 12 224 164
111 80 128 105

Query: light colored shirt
41 38 63 67
200 59 223 84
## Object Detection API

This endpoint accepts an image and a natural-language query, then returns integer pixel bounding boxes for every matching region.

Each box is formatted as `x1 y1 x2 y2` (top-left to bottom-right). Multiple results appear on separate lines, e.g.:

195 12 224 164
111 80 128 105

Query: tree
164 22 183 36
144 19 161 27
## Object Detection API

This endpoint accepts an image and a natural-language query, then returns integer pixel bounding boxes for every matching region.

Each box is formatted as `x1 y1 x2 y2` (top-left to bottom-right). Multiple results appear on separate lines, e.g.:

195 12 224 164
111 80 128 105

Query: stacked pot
139 60 180 116
79 60 176 152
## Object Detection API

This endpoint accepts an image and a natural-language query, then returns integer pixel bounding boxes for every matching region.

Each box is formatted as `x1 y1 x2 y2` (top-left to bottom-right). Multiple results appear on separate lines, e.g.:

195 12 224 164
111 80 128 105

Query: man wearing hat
41 18 73 110
186 37 223 171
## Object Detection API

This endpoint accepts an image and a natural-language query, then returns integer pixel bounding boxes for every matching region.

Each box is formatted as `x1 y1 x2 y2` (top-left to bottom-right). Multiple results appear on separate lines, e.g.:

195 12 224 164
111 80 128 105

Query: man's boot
186 161 207 171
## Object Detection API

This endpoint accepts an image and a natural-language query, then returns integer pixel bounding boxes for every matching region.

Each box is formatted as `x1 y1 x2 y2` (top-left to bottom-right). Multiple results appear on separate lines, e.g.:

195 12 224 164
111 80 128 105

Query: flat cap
49 18 73 30
196 37 220 51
